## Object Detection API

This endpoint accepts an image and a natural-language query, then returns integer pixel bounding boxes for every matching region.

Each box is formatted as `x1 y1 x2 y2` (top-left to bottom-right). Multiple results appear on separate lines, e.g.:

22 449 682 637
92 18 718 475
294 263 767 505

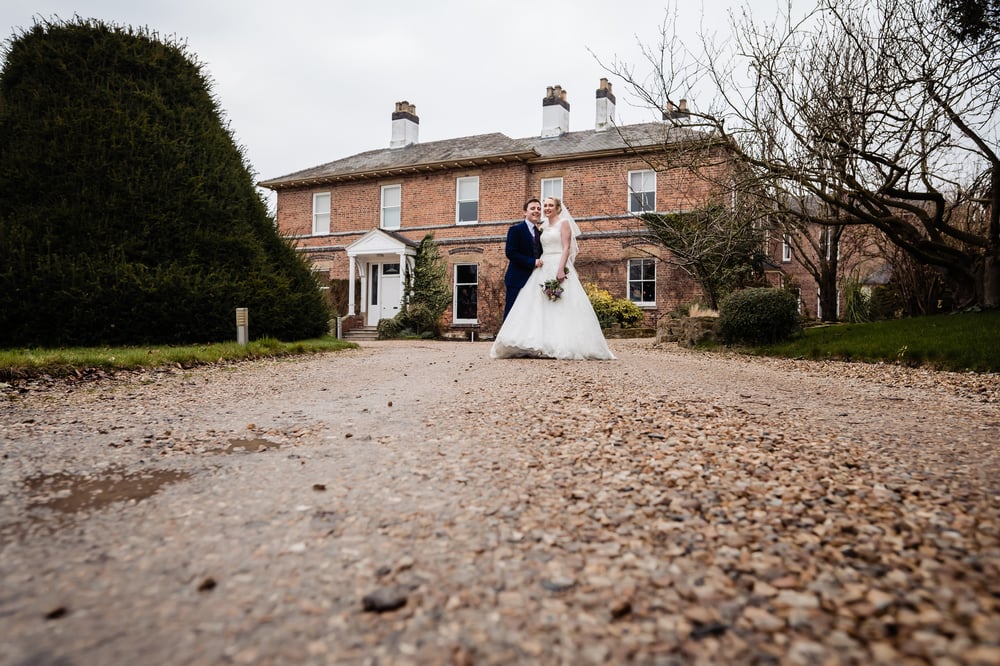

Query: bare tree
600 0 1000 309
641 204 768 310
774 194 878 321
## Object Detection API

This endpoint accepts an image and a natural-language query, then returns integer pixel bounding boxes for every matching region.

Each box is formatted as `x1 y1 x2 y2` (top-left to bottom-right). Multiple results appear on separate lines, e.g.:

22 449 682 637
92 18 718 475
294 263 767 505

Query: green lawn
751 310 1000 373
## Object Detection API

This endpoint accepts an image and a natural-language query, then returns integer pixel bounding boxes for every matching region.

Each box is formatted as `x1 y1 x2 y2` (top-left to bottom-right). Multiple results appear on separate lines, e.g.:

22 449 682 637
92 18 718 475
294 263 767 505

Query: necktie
532 225 543 258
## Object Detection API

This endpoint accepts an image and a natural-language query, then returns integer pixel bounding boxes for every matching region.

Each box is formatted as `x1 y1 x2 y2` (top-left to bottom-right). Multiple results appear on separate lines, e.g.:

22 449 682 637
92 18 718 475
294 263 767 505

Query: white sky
1 0 787 191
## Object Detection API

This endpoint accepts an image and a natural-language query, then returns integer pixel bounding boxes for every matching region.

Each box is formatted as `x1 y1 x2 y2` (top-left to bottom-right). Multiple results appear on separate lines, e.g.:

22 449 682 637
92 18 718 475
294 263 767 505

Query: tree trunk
819 266 840 322
984 255 1000 309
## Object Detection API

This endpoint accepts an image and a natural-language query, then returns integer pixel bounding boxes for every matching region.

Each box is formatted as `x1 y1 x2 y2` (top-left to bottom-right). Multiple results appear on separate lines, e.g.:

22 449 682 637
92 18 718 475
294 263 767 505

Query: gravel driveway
2 339 998 665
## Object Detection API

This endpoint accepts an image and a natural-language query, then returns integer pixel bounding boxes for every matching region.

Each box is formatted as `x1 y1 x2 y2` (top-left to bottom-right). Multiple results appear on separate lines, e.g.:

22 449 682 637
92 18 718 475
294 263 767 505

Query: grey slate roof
259 122 705 189
527 122 700 159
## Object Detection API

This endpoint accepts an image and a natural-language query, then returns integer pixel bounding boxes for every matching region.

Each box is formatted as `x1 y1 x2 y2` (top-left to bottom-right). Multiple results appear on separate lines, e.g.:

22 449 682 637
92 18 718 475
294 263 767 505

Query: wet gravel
1 339 998 665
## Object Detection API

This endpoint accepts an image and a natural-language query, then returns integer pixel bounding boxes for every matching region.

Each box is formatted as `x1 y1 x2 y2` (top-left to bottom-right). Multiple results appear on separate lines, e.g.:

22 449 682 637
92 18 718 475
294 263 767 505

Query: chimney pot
662 99 690 121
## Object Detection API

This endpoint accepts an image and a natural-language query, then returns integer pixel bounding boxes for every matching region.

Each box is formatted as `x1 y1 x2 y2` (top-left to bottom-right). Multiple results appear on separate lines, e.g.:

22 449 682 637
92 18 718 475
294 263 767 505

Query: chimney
541 85 570 138
595 78 616 131
662 98 690 121
390 101 419 148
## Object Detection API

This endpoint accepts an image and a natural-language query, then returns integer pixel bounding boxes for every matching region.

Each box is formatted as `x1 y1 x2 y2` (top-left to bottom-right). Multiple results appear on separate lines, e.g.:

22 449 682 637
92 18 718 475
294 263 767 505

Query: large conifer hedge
0 18 329 346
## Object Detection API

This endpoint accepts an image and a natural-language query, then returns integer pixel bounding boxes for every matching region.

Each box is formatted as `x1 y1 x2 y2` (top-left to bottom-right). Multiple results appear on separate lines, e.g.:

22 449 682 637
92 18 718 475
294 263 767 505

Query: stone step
343 326 379 341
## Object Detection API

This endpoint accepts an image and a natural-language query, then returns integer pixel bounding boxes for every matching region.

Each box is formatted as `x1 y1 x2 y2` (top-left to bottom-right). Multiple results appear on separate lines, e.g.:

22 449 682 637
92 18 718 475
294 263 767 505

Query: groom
502 197 544 320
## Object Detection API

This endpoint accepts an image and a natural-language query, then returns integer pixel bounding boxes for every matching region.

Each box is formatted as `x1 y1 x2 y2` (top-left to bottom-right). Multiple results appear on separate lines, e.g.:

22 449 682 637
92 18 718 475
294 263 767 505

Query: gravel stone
1 339 998 665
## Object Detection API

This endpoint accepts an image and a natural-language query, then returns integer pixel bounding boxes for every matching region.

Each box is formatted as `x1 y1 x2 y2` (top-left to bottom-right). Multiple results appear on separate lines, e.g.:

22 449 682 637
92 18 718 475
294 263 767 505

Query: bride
490 196 615 360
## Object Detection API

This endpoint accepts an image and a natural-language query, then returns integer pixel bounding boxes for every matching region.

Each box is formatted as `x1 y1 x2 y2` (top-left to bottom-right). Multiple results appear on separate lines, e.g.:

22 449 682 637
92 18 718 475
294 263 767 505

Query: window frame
312 192 331 235
821 228 840 261
380 184 401 230
452 263 479 324
627 258 656 307
628 169 656 213
541 177 563 201
782 234 792 262
456 176 480 225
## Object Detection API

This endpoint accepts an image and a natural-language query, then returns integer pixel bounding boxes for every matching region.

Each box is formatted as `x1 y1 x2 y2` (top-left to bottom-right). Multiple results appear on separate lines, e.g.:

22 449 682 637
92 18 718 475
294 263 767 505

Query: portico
345 229 417 326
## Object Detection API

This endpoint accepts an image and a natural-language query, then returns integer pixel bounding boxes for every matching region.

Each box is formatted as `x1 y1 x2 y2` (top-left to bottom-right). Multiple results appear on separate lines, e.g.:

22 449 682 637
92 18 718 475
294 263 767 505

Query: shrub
584 283 643 328
376 317 407 340
717 287 801 345
868 285 902 320
843 277 871 323
396 234 451 337
399 302 440 336
584 283 617 328
610 298 644 327
0 18 330 345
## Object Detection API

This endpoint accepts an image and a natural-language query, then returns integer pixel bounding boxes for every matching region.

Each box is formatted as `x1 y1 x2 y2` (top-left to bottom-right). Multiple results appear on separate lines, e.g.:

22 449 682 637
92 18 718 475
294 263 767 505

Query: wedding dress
490 218 615 360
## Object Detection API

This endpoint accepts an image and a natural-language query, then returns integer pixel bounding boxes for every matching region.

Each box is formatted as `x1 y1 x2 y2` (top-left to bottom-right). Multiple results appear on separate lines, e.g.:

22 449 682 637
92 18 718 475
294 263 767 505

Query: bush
584 284 617 328
584 283 644 328
399 302 440 336
376 235 452 340
376 317 407 339
843 277 871 323
717 287 801 345
609 298 644 327
868 285 902 320
0 18 330 346
397 234 451 337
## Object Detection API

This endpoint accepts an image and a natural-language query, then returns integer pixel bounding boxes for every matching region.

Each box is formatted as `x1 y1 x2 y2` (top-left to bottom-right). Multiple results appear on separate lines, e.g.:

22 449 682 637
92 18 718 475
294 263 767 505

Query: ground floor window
785 282 802 314
454 263 478 324
628 258 656 306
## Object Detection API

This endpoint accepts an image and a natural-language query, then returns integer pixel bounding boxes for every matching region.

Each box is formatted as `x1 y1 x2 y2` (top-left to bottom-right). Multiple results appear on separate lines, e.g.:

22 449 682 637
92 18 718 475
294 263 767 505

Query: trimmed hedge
717 287 801 345
0 18 329 345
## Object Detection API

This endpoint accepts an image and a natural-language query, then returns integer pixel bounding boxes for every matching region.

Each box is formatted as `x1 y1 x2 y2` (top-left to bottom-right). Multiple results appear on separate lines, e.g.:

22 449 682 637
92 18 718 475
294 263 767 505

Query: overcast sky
2 0 787 192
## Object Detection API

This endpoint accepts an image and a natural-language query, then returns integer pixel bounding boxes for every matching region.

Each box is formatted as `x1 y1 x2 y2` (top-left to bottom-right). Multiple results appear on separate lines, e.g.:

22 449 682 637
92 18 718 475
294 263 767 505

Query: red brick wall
274 147 729 335
765 225 888 320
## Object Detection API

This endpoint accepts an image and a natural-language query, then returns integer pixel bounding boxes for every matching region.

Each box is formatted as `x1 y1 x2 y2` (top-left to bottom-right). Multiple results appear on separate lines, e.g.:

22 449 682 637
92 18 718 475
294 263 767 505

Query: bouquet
541 279 564 301
541 270 569 302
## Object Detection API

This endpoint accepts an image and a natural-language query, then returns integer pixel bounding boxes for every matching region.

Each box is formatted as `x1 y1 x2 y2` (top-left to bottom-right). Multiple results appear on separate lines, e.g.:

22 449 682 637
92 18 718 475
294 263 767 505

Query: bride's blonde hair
545 196 563 213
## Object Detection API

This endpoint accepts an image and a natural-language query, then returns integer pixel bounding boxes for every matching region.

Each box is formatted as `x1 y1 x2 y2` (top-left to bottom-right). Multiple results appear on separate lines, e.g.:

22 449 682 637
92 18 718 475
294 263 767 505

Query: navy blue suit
503 221 539 320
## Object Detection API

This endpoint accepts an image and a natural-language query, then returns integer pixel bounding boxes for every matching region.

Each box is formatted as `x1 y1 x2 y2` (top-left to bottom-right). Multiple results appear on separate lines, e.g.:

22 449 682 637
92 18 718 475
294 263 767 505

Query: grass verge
749 310 1000 373
0 336 356 382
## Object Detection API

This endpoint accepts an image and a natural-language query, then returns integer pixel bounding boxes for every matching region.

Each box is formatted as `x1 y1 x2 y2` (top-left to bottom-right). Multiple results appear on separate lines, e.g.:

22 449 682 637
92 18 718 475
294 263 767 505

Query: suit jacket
504 221 539 290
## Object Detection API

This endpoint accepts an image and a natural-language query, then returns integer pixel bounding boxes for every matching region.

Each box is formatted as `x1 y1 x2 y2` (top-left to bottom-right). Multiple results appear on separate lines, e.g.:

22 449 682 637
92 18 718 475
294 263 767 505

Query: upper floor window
456 176 479 224
628 258 656 305
312 192 330 235
541 177 563 201
453 263 479 324
628 170 656 213
381 185 401 230
820 228 840 261
782 234 792 262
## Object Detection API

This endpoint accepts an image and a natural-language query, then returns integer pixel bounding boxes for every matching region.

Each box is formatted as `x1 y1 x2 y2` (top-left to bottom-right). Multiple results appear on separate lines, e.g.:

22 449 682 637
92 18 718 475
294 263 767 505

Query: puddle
24 466 191 515
223 438 282 453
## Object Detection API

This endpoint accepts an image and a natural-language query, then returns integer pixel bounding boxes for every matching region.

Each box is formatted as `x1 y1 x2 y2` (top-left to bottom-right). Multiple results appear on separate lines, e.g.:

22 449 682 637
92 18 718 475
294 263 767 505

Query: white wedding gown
490 221 615 360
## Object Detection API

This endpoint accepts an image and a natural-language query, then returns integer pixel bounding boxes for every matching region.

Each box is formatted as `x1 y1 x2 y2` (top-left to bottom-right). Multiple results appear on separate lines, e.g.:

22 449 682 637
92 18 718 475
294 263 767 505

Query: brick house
762 208 888 321
259 79 735 338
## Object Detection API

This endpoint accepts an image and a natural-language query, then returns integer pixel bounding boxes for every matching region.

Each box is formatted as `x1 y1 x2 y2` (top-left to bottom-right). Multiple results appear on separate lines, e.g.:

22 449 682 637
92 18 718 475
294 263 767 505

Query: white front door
366 262 402 326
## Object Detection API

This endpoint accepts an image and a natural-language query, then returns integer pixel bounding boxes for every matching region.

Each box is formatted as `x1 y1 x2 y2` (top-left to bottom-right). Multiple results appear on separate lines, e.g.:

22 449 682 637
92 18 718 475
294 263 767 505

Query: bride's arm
557 220 571 280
